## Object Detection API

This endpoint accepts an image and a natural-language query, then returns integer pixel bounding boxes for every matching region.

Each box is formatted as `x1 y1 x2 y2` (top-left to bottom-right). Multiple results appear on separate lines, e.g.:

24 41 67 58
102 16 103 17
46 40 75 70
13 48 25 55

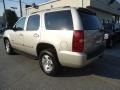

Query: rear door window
78 10 102 30
45 10 73 30
26 14 40 31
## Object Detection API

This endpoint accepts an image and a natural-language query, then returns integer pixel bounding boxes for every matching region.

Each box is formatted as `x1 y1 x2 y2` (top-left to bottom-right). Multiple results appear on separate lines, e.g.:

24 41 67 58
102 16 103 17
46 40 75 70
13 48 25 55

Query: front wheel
39 49 61 76
4 39 14 55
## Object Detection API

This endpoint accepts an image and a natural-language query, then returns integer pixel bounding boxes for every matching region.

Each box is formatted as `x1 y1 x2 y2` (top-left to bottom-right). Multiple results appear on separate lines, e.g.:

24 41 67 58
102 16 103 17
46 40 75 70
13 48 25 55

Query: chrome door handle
33 33 39 37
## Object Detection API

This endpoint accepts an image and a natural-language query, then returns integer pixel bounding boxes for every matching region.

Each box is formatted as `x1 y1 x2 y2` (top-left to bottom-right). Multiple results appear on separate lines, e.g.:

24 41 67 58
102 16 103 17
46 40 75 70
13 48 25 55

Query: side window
26 14 40 31
45 10 73 30
14 17 26 31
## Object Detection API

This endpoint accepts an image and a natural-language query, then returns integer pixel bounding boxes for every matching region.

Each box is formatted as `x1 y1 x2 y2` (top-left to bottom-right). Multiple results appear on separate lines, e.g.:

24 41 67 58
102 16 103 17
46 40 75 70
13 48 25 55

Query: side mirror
12 25 17 31
13 27 17 32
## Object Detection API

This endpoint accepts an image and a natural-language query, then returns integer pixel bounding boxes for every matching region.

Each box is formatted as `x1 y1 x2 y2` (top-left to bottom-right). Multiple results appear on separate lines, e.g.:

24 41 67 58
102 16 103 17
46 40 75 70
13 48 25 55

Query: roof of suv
31 6 73 14
31 6 96 16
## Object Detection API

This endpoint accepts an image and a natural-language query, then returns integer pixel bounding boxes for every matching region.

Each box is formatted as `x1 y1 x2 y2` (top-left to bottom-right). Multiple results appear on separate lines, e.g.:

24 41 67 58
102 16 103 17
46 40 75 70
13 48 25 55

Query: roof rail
31 6 72 14
62 6 71 8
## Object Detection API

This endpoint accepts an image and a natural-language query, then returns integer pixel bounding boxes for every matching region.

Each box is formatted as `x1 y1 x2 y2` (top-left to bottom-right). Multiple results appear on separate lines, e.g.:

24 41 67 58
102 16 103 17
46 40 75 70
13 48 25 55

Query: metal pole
19 0 23 17
82 0 83 7
3 0 7 27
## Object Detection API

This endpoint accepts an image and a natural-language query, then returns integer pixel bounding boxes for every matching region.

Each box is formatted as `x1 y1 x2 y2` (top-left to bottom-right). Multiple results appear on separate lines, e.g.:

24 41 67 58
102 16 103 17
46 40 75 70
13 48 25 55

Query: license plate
104 34 109 39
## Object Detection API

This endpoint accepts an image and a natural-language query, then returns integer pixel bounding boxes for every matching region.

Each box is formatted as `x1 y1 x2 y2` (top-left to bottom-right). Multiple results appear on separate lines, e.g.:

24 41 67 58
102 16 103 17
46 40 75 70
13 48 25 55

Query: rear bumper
58 49 104 68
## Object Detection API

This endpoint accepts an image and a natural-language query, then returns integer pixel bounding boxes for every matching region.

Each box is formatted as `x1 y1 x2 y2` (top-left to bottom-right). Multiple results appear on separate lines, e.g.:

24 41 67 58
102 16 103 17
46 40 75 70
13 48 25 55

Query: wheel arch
36 42 59 59
3 37 9 44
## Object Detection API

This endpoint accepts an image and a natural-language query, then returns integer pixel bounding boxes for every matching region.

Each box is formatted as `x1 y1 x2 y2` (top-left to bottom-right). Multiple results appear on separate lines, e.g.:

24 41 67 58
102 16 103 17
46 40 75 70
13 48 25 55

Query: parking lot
0 37 120 90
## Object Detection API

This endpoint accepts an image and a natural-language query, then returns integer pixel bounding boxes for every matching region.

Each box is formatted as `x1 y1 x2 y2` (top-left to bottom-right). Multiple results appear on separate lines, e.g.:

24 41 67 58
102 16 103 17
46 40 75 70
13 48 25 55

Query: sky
0 0 48 17
0 0 120 17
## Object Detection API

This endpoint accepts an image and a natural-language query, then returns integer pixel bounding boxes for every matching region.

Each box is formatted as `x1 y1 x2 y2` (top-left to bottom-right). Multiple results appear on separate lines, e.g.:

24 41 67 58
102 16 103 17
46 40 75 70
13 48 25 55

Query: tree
3 9 18 29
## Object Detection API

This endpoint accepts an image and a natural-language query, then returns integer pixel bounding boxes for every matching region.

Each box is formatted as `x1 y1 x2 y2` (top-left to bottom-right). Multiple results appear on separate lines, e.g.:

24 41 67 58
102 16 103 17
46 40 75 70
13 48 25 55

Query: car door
23 14 41 56
12 17 26 51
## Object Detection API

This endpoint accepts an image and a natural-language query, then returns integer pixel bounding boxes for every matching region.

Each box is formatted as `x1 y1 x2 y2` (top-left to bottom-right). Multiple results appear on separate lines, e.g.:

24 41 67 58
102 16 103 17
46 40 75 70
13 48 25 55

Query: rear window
78 10 102 30
45 10 73 30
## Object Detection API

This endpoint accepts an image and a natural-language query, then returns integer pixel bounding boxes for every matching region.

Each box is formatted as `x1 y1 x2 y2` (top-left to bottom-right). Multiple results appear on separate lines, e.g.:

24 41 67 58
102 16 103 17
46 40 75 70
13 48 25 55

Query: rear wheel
39 49 61 76
4 39 14 55
106 39 114 48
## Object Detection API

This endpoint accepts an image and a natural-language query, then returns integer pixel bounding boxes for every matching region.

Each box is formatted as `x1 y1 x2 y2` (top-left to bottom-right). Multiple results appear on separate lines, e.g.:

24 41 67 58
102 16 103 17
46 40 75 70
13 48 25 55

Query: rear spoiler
78 8 96 15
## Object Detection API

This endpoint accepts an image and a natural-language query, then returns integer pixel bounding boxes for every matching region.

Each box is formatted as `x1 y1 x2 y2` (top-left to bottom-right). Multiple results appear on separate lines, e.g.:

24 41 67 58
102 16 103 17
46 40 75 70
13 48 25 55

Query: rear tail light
72 30 84 53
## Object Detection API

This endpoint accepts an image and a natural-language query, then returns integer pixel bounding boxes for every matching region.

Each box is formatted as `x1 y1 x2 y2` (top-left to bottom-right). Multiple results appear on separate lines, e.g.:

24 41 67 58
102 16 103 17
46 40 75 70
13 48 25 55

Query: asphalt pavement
0 33 3 38
0 37 120 90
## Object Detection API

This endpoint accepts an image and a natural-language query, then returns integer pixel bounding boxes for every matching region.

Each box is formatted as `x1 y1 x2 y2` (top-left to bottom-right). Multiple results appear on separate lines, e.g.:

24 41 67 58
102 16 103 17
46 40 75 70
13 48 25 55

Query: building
26 0 120 23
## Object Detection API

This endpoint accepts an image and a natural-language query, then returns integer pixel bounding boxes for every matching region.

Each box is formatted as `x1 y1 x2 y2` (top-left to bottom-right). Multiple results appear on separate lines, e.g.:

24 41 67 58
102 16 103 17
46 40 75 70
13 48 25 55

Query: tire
39 49 61 76
4 39 14 55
